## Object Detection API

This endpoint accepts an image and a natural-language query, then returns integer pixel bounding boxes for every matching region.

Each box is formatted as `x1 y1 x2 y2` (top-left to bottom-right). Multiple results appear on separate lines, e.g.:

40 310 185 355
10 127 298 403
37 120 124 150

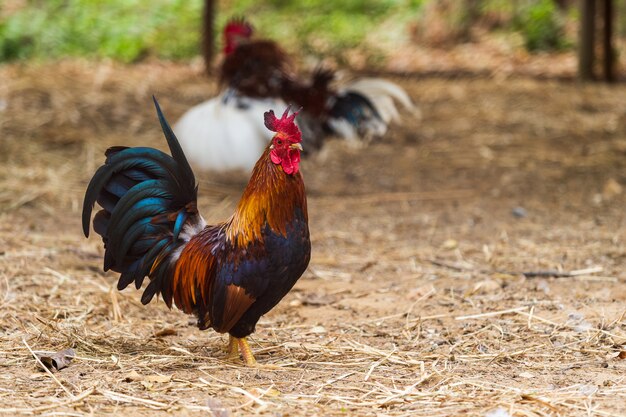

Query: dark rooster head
265 107 303 175
223 17 254 54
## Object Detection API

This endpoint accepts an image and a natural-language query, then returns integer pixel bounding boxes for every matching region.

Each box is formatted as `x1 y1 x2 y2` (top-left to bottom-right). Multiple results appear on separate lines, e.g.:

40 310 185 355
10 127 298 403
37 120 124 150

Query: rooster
82 98 310 365
174 17 415 172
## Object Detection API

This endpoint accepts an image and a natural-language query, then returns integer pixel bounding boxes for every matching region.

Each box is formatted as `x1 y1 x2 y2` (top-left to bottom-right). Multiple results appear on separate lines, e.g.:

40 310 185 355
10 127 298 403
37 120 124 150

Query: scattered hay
0 61 625 416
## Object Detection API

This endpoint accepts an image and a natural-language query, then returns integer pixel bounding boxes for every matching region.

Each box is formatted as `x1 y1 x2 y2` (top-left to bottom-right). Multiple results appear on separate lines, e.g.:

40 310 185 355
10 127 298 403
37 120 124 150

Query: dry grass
0 60 625 416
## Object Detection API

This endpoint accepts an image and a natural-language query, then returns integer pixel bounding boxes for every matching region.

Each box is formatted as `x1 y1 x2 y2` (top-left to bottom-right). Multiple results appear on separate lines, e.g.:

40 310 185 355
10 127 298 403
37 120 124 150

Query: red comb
264 107 302 142
224 17 253 38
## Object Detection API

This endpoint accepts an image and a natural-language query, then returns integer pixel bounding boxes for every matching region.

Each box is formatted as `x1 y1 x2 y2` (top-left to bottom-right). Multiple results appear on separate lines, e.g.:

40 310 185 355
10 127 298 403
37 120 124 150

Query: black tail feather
152 96 196 198
327 91 383 137
82 98 201 303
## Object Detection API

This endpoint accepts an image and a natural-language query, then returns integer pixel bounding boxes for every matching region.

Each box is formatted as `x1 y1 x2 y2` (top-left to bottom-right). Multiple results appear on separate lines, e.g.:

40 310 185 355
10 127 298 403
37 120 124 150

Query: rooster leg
237 337 257 366
227 335 239 359
225 336 257 365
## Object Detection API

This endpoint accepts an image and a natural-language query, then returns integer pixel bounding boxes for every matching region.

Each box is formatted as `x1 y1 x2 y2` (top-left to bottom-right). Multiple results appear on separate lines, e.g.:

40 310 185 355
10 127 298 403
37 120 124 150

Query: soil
0 60 625 416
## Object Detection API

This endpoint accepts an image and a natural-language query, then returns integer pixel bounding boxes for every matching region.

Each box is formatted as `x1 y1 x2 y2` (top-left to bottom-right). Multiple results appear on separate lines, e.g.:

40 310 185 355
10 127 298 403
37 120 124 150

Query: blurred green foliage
0 0 420 63
0 0 202 62
516 0 566 51
0 0 578 63
212 0 423 65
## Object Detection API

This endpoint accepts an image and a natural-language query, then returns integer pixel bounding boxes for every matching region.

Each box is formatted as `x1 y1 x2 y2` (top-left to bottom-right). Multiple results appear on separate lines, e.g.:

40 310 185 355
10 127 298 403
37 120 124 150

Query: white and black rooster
175 17 416 172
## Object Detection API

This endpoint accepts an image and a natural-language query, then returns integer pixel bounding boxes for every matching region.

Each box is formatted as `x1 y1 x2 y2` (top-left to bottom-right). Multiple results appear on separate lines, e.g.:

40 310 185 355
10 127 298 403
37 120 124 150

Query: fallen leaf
122 370 143 382
154 328 177 337
145 374 172 383
618 351 626 360
36 348 75 372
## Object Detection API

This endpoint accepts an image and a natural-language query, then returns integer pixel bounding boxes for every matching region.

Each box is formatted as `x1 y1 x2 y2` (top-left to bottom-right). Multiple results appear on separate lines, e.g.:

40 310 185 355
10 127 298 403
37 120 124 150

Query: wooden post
578 0 596 80
602 0 614 82
202 0 215 75
461 0 481 41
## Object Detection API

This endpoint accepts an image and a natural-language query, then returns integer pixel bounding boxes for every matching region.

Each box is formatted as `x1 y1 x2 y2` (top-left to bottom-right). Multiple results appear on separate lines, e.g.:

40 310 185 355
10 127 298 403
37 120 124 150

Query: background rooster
82 99 310 365
174 17 416 172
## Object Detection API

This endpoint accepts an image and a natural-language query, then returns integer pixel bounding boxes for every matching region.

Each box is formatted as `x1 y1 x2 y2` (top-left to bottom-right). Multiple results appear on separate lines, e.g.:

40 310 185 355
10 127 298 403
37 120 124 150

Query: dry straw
0 61 625 416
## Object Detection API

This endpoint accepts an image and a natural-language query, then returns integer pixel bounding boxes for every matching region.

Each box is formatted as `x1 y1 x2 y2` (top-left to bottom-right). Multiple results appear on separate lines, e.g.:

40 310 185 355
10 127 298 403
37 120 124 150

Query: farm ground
1 61 625 416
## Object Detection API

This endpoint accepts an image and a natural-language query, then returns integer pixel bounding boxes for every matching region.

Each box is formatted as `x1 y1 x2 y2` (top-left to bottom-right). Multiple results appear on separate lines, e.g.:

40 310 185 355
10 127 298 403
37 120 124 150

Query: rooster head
224 17 253 54
265 107 303 175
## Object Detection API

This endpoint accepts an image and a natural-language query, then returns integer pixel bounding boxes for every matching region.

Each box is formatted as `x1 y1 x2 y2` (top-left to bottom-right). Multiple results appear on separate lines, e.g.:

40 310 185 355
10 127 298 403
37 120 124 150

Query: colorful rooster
82 98 310 365
174 17 415 172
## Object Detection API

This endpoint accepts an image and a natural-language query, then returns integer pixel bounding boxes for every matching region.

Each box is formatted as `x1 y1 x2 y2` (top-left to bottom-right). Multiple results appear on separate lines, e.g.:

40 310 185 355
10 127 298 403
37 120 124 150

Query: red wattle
271 148 300 174
270 150 281 164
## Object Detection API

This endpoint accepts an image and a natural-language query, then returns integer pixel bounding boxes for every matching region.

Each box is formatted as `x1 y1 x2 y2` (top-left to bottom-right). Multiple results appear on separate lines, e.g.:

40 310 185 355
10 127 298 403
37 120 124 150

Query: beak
290 143 303 151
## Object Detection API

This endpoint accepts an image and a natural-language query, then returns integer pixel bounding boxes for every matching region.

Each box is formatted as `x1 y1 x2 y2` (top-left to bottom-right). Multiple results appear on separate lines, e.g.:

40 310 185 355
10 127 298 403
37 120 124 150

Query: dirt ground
1 61 625 416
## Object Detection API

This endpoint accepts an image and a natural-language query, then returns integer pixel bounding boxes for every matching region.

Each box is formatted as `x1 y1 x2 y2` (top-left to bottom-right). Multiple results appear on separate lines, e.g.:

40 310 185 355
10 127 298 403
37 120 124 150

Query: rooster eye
276 139 283 145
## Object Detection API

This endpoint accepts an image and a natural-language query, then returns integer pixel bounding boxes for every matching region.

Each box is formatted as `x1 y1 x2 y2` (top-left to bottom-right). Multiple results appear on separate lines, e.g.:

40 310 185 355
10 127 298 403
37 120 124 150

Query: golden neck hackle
226 148 307 247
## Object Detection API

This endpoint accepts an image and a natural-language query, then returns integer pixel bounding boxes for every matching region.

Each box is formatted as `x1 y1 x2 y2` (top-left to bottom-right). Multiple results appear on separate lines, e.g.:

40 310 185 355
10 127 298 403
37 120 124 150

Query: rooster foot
226 336 257 366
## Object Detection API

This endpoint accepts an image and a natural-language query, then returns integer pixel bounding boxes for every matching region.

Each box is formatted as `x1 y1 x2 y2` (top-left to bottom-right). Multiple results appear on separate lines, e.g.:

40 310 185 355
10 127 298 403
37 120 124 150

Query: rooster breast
192 207 310 338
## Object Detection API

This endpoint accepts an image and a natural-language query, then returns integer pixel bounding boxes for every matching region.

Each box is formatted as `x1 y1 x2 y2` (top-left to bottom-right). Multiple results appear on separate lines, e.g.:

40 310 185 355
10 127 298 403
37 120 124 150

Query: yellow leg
238 337 257 366
226 336 256 366
227 335 239 359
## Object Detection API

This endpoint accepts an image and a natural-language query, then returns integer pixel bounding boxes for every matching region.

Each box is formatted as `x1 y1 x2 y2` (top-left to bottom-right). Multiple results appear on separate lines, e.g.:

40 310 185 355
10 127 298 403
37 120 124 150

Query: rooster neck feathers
227 147 307 247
